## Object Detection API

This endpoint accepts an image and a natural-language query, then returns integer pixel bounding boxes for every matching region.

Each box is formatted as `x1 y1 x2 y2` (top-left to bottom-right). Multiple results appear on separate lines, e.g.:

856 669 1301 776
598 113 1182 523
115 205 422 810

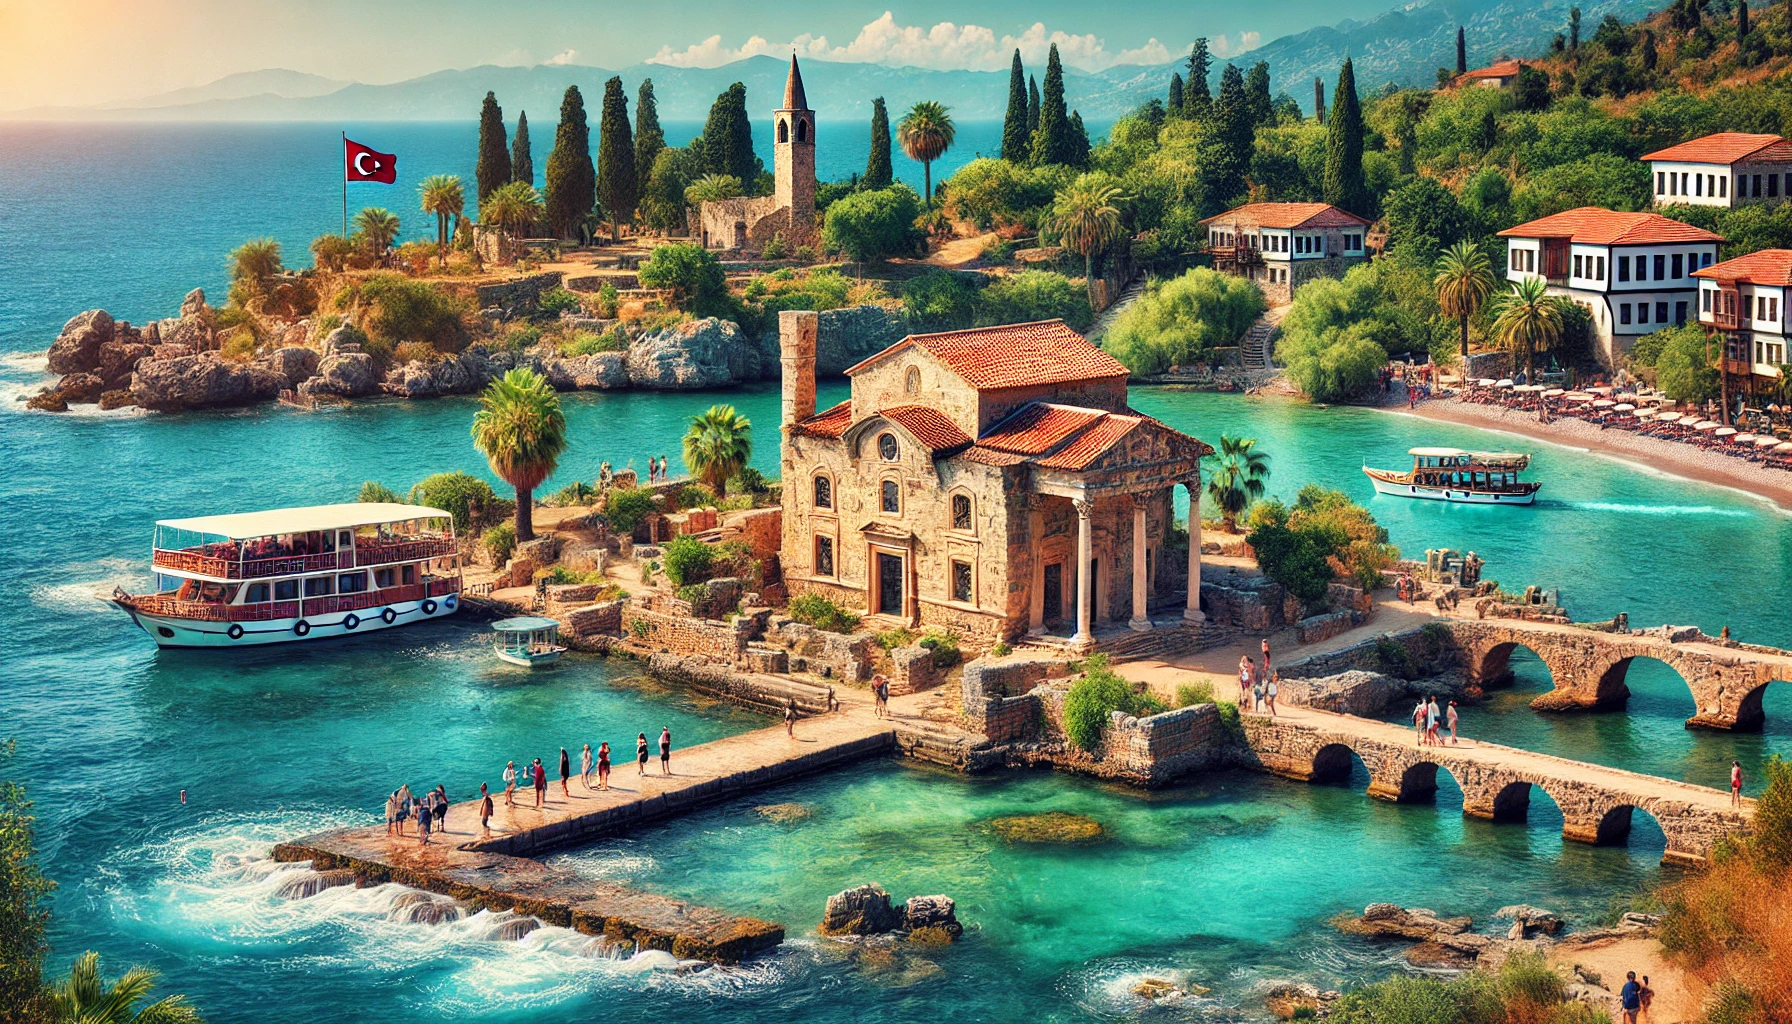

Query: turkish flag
344 138 397 183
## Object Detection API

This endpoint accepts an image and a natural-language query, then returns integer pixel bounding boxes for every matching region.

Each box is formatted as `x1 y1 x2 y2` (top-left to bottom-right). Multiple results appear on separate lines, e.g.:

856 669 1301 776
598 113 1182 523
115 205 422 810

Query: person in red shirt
1732 761 1744 808
532 757 547 808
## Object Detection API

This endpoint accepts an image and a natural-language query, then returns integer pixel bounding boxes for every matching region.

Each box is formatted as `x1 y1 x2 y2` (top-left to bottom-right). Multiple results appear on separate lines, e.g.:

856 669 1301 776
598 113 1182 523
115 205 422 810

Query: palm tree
478 181 544 263
1050 177 1128 308
309 233 353 272
1204 434 1270 534
353 207 401 258
419 174 466 268
226 238 283 308
682 404 753 496
470 367 567 541
47 951 203 1024
896 101 956 207
1434 241 1498 360
683 174 743 206
1491 276 1569 381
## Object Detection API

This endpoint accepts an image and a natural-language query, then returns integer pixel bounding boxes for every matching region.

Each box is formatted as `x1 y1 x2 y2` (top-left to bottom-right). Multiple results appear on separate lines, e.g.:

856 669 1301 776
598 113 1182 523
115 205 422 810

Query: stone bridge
1241 706 1753 868
1448 618 1792 731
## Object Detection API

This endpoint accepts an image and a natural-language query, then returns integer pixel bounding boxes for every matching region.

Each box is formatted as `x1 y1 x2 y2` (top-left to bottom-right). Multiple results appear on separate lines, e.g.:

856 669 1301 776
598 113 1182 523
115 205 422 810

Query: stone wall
564 600 623 641
887 646 940 696
1275 626 1459 682
720 506 782 561
767 619 875 681
1295 609 1368 645
645 653 833 715
958 655 1073 741
624 606 751 661
1097 704 1227 785
476 272 564 317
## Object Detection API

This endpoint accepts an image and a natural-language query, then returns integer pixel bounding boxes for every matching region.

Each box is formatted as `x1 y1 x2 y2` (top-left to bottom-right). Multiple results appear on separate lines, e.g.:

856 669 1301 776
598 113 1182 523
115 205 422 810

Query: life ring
293 620 311 637
343 613 360 631
381 607 397 625
422 599 438 615
227 623 245 640
444 595 457 612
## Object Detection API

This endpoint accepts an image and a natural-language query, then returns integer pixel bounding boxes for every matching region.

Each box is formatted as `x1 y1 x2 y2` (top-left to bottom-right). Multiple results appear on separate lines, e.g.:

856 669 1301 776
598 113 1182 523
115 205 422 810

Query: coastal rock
300 353 377 398
987 812 1105 844
902 895 962 939
158 314 212 351
807 302 908 376
627 316 748 389
259 346 319 390
1495 904 1564 938
25 391 67 412
98 389 135 411
488 916 539 941
542 353 629 390
383 356 478 399
820 884 904 936
388 890 463 926
130 354 284 411
274 868 355 899
96 341 152 387
179 287 208 317
156 343 194 359
1275 670 1408 717
1337 904 1471 941
56 372 105 405
47 310 115 374
320 324 364 356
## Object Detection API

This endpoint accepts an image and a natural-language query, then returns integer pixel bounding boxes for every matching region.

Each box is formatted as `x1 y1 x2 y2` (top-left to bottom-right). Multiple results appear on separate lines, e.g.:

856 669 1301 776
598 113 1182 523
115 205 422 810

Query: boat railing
354 537 456 566
152 548 349 579
116 593 231 622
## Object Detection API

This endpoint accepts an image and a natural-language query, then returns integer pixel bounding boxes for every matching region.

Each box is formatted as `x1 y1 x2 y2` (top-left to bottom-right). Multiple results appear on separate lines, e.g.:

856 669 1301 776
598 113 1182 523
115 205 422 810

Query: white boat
492 616 567 667
1362 447 1541 505
112 503 463 648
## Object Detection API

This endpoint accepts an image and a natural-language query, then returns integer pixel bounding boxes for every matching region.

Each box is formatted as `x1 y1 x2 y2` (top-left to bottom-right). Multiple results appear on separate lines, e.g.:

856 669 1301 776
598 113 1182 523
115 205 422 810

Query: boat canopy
492 616 561 633
156 503 453 540
1408 447 1528 461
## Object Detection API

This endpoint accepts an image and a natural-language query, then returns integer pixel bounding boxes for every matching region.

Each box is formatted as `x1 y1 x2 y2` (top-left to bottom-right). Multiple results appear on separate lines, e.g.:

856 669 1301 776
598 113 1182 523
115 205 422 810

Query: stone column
1184 480 1205 622
1129 497 1151 632
1072 498 1093 645
1027 498 1046 634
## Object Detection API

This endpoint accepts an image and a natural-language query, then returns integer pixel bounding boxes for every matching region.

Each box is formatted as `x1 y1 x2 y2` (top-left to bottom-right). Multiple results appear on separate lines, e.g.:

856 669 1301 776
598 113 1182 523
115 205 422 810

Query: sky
0 0 1404 110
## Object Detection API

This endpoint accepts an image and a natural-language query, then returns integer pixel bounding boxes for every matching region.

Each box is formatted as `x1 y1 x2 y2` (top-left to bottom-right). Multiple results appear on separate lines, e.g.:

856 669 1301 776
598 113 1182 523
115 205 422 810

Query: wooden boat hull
495 646 566 668
1363 467 1539 505
114 593 460 648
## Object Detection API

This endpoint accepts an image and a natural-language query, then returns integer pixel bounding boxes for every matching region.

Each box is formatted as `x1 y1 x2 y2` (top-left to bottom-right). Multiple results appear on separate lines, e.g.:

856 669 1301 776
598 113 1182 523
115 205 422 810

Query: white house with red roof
1199 202 1372 302
1643 132 1792 208
775 311 1211 649
1498 207 1724 365
1455 59 1527 89
1693 249 1792 391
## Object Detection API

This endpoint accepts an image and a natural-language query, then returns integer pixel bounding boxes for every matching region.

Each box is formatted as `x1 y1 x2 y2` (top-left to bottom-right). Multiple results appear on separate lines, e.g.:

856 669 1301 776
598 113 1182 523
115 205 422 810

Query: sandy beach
1395 397 1792 512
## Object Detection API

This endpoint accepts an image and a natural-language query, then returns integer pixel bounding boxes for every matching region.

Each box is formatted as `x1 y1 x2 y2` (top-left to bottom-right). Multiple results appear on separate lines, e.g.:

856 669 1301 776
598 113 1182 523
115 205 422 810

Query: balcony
354 536 455 566
151 535 454 580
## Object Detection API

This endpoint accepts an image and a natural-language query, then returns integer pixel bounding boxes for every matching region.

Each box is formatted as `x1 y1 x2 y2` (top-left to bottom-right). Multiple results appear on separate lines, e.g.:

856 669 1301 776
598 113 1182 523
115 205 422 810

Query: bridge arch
1310 743 1365 786
1386 760 1468 805
1467 639 1558 692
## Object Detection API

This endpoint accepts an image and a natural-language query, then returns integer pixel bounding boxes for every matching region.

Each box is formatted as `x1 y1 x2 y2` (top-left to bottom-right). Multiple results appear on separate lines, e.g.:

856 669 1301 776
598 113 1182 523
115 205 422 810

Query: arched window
881 479 900 514
813 475 832 509
951 493 972 531
777 119 789 144
904 366 921 393
796 119 809 143
877 433 899 461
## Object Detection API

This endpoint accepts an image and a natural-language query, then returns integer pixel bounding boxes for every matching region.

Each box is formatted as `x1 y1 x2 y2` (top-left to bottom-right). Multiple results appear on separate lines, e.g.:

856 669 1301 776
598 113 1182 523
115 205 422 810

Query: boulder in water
47 310 114 374
388 890 463 925
259 346 319 390
901 895 961 940
274 868 356 900
820 884 903 936
130 354 284 412
488 915 539 941
987 812 1104 844
98 389 135 411
299 352 377 398
96 341 152 388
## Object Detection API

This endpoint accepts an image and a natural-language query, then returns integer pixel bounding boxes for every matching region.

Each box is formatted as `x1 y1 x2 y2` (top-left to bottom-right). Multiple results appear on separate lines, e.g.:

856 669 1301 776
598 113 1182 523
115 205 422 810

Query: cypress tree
511 111 533 186
544 85 595 240
1168 72 1185 115
1068 111 1092 168
1030 44 1074 166
700 83 758 185
1245 62 1273 126
1200 64 1253 212
595 76 636 242
635 79 665 187
1001 50 1030 162
1026 75 1041 137
1314 78 1326 124
1641 29 1658 71
1739 0 1751 36
1184 39 1212 120
475 91 511 204
1570 6 1581 51
865 97 894 188
1323 59 1367 216
1456 27 1467 74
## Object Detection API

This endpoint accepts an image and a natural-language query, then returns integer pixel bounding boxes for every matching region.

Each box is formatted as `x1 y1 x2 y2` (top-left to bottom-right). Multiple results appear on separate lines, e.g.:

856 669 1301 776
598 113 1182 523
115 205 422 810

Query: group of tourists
1382 361 1435 408
1237 639 1279 715
645 455 673 483
1411 696 1459 746
1618 971 1654 1023
384 783 450 847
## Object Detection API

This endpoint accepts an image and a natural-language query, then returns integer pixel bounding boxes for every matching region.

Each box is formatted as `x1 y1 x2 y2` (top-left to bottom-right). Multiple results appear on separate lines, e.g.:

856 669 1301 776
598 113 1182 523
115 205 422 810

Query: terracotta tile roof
954 401 1212 473
1692 249 1792 285
974 403 1106 455
1497 207 1723 245
956 446 1030 466
1458 59 1526 81
789 400 851 438
1200 202 1373 230
1033 414 1144 470
1642 132 1792 165
878 405 972 452
844 320 1128 390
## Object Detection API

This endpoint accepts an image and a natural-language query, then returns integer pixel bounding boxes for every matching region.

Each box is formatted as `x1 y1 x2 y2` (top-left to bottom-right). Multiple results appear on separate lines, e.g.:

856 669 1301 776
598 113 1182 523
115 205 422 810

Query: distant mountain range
5 0 1665 124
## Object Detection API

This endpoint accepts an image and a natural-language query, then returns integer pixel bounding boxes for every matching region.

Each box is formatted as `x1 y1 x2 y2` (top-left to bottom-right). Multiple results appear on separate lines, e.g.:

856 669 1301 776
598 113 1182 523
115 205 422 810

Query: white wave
1062 958 1223 1019
0 351 49 375
31 558 153 615
545 845 659 880
1567 501 1750 517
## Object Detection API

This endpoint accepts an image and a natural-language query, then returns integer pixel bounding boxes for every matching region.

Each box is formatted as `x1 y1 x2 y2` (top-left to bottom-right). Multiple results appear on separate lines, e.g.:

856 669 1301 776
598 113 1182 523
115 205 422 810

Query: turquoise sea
0 124 1789 1023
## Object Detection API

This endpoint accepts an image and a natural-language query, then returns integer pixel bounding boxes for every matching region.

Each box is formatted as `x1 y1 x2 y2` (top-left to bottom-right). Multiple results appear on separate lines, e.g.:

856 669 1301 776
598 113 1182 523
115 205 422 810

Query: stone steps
1087 275 1147 340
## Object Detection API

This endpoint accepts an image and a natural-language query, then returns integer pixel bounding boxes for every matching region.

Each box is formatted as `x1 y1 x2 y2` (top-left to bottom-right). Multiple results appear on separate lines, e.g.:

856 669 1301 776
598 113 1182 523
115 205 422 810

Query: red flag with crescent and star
344 137 396 183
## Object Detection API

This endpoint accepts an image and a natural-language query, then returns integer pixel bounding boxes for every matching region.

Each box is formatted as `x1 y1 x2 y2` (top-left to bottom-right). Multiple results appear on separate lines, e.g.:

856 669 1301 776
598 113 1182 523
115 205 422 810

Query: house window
338 571 368 594
1773 174 1781 198
877 433 898 461
880 479 900 514
1635 255 1648 281
1654 254 1666 279
904 366 921 393
1672 253 1684 278
951 560 973 603
1618 258 1629 282
1620 303 1632 325
813 475 832 509
1682 172 1690 194
1596 256 1605 280
1696 174 1703 197
1657 301 1669 323
1638 303 1650 324
401 565 415 585
1702 252 1713 267
1574 254 1584 277
246 582 270 603
374 568 395 588
275 579 299 601
951 493 972 531
1656 171 1665 195
1703 288 1713 312
777 120 789 144
814 535 834 577
1719 175 1727 197
1756 174 1765 197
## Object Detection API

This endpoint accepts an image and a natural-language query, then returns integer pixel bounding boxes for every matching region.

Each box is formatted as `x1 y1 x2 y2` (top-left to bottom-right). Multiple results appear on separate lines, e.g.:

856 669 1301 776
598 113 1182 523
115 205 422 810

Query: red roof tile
789 400 851 439
975 403 1106 455
844 320 1128 390
1692 249 1792 285
1200 202 1373 230
1641 132 1792 164
1033 415 1143 470
879 405 972 452
1458 59 1526 82
956 446 1030 466
1497 207 1723 245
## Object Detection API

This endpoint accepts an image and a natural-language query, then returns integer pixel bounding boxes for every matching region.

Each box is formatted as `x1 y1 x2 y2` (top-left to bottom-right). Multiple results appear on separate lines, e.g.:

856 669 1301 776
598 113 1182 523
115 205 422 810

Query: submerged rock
902 895 962 939
754 802 813 824
388 890 463 926
488 915 539 941
820 884 904 936
1337 903 1471 941
987 812 1105 844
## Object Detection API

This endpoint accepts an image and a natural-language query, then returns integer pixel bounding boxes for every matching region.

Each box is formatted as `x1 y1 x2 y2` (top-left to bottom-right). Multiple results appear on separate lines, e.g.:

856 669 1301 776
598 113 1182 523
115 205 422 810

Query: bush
393 340 442 364
408 472 508 532
638 243 731 316
1104 268 1265 375
974 270 1094 331
1277 270 1394 403
822 185 925 263
501 324 541 353
1247 521 1337 604
731 466 768 495
990 641 1013 656
1061 655 1162 751
672 484 715 510
876 628 916 650
918 631 962 669
1650 324 1721 404
1175 681 1215 707
594 281 620 318
603 487 658 535
535 287 582 317
560 327 628 356
333 273 472 355
482 522 517 565
662 535 716 587
902 270 978 329
788 592 861 634
358 480 402 503
545 480 598 506
760 234 789 260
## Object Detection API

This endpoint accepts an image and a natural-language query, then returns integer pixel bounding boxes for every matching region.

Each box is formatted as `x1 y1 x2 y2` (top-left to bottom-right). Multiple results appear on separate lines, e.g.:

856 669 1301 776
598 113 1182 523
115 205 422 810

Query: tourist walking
1260 638 1272 675
416 803 432 846
597 741 611 790
785 698 798 737
385 790 399 836
1412 699 1428 746
531 757 547 808
1732 761 1744 808
1639 976 1653 1022
1238 656 1254 706
581 743 594 789
1425 697 1442 746
479 783 494 839
503 761 517 807
872 675 888 718
397 784 414 835
559 747 572 797
636 733 649 776
433 785 449 834
1446 700 1460 744
827 686 839 713
659 726 672 774
1265 671 1279 717
1619 971 1641 1024
1251 675 1264 713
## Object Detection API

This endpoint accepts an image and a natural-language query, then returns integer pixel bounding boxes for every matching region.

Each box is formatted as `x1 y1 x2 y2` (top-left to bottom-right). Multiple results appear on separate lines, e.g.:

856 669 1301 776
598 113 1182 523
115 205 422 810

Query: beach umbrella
1777 441 1792 451
1477 378 1496 386
1696 420 1722 430
1566 392 1594 400
1542 388 1565 397
1756 435 1781 447
1495 379 1514 387
1593 399 1616 408
1613 403 1635 412
1713 426 1736 436
1733 433 1756 443
1635 411 1657 421
1655 412 1681 423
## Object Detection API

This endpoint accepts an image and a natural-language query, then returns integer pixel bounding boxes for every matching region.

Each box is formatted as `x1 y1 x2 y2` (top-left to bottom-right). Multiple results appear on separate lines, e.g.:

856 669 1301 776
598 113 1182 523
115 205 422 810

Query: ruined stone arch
1391 760 1467 804
1591 801 1668 848
1309 742 1363 785
1466 637 1562 690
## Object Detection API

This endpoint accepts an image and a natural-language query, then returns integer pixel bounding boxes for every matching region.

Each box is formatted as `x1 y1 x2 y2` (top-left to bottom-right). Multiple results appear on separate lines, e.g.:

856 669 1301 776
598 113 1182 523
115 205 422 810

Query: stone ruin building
693 55 817 251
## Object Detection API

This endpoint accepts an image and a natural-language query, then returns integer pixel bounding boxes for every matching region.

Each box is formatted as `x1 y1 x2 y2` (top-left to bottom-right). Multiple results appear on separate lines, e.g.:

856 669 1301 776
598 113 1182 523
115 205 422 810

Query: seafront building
776 312 1210 647
1693 248 1792 403
1497 207 1723 366
1198 202 1373 303
1644 132 1792 208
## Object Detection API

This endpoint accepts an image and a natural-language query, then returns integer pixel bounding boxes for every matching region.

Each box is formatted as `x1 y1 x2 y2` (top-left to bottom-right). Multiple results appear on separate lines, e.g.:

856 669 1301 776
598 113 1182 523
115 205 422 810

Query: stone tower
774 54 816 232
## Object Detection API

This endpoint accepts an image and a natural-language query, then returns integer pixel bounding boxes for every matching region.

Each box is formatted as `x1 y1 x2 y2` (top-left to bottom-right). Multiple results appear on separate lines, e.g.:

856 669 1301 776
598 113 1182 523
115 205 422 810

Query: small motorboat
1363 447 1541 505
492 616 567 667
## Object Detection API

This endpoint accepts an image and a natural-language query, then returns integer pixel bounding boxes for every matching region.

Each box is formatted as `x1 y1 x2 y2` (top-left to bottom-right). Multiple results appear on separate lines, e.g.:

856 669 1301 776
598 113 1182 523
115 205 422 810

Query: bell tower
774 54 816 231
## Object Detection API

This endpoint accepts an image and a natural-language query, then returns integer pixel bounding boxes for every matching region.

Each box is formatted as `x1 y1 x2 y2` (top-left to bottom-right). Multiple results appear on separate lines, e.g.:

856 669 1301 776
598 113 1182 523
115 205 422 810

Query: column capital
1072 497 1093 519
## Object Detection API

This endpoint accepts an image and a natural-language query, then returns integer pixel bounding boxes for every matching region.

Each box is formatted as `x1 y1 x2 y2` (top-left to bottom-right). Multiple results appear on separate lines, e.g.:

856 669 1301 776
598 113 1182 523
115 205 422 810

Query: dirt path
1550 936 1705 1024
926 232 997 268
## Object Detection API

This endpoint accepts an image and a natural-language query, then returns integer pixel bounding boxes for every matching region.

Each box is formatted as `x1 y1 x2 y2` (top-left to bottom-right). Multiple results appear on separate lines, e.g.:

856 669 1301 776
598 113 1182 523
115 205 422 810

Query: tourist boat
491 616 567 667
111 503 462 648
1362 447 1541 505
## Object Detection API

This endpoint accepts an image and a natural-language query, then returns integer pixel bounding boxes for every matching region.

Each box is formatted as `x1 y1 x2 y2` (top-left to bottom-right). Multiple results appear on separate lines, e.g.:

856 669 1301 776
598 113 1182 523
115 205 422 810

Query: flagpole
341 130 348 237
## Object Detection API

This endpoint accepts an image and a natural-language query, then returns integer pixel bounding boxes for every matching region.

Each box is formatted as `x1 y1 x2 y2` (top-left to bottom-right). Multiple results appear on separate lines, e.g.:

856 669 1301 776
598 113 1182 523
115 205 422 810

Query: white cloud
647 11 1186 72
542 49 580 66
1210 32 1263 59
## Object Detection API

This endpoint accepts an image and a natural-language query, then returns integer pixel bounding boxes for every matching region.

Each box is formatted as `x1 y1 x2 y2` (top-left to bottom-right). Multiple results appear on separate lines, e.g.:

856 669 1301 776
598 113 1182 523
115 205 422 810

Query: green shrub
1174 681 1215 707
501 324 541 353
535 287 582 317
990 641 1013 656
539 565 608 586
333 273 472 354
672 484 716 510
788 592 861 634
1213 700 1244 740
760 234 789 260
661 535 716 587
1247 521 1336 604
676 583 707 603
358 480 402 503
630 617 653 639
1104 269 1265 375
638 242 732 317
545 480 598 506
822 185 924 263
482 522 517 565
730 467 768 495
973 270 1094 331
876 628 917 650
594 281 620 318
409 472 508 532
603 487 658 535
560 326 628 356
918 631 962 668
902 270 978 329
1061 654 1162 751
